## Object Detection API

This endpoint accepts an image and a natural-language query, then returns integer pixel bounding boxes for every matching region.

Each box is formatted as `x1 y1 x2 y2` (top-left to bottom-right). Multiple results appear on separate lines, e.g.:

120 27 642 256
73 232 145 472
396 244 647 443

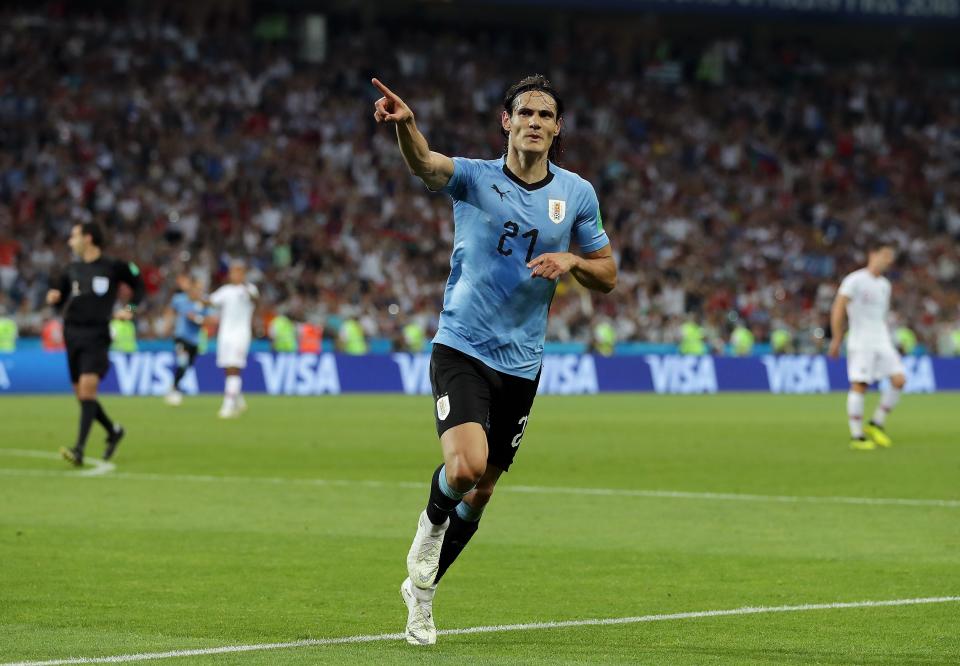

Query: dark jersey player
46 223 145 467
372 75 617 645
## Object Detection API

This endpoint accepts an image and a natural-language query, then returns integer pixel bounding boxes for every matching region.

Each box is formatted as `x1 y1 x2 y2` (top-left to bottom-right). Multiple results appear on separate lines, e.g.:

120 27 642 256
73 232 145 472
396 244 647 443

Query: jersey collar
501 159 554 192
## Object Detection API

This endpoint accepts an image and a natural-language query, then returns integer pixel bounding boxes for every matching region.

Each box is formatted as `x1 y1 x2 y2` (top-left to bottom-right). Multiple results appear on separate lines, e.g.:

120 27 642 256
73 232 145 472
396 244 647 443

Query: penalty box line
3 595 959 666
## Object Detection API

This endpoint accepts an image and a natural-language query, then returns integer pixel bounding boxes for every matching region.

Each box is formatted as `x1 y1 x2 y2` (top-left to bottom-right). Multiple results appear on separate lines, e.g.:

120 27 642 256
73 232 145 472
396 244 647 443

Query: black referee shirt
54 257 146 329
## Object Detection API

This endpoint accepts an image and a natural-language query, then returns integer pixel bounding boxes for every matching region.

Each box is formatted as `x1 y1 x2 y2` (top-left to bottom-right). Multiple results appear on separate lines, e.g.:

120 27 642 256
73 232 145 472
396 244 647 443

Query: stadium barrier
0 351 957 395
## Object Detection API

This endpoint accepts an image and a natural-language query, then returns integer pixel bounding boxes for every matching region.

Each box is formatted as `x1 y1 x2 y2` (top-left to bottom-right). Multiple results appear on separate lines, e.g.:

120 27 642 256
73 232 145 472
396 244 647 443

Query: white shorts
847 347 905 384
217 337 251 369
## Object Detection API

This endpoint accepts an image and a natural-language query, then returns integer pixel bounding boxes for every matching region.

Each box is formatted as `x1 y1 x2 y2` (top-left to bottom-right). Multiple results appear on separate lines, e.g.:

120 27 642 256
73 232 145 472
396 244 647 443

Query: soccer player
829 242 905 451
209 261 258 419
47 223 145 466
164 274 210 406
372 75 616 645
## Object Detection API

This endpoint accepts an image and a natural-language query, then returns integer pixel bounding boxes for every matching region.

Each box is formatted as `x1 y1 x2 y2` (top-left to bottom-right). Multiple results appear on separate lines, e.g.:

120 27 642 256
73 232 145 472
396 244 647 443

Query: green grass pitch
1 393 958 664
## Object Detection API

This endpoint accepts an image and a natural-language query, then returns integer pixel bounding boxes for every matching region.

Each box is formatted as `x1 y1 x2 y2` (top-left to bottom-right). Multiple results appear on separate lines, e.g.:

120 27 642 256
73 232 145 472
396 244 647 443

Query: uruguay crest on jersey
548 199 566 224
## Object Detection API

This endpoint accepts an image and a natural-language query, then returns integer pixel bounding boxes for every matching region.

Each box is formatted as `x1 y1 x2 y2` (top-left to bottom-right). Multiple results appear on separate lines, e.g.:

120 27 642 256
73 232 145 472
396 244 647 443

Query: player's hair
79 222 104 248
867 240 895 254
502 74 564 162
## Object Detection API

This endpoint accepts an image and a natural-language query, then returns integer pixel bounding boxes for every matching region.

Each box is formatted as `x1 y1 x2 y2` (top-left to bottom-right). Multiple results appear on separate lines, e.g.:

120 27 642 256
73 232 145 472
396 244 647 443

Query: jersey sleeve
53 270 70 295
51 270 71 311
440 157 484 200
115 260 146 307
838 273 858 299
572 181 610 254
209 286 227 307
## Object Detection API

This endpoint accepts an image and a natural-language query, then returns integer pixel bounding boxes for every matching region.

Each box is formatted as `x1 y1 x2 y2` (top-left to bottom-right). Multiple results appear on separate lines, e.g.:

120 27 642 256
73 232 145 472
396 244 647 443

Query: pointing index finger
371 78 398 100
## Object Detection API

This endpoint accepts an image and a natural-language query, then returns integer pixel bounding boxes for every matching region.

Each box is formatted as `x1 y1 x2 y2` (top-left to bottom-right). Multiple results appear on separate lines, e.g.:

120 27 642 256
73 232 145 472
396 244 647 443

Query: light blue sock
438 464 470 501
456 501 484 522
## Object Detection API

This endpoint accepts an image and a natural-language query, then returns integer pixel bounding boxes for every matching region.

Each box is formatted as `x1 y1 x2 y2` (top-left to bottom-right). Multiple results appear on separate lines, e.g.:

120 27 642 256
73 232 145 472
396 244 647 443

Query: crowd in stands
1 7 959 353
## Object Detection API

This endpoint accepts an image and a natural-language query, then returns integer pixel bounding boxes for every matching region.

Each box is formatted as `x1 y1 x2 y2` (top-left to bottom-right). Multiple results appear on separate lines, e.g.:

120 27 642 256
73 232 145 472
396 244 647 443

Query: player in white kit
209 261 259 419
829 242 905 451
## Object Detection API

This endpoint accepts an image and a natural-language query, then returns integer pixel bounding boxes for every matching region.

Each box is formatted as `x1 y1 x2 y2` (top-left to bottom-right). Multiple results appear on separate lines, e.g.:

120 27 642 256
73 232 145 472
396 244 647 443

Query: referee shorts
429 343 541 472
65 325 111 384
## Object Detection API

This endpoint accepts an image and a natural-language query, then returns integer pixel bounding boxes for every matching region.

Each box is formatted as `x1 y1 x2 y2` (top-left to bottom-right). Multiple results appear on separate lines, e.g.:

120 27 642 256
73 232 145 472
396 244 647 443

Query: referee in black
46 223 145 466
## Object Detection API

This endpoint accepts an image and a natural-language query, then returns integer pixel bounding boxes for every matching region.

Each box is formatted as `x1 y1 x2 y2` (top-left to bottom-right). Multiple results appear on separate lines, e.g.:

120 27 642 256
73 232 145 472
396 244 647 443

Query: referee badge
436 394 451 421
92 276 110 296
548 199 566 224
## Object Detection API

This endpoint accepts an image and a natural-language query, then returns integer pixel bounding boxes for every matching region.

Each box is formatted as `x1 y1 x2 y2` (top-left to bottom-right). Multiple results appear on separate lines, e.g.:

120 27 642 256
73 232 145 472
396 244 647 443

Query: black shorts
174 338 199 368
65 326 111 384
429 343 541 472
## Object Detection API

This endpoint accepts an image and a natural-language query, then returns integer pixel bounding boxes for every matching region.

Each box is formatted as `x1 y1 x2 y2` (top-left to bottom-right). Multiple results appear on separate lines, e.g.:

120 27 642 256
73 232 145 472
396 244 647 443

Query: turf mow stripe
1 449 958 509
3 596 959 666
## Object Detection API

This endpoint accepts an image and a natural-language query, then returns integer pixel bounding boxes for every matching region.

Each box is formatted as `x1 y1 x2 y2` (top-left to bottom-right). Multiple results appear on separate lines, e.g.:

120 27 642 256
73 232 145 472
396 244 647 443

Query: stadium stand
0 6 958 353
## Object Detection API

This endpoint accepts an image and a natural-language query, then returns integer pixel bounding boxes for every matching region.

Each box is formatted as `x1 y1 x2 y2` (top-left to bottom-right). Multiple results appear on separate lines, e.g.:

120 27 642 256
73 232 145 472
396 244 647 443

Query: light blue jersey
171 293 209 346
434 156 609 379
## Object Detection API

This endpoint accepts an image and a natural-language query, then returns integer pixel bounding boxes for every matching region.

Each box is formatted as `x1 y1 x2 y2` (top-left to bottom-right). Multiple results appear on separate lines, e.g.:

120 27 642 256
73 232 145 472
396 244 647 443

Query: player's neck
82 247 101 263
505 149 549 184
866 265 883 277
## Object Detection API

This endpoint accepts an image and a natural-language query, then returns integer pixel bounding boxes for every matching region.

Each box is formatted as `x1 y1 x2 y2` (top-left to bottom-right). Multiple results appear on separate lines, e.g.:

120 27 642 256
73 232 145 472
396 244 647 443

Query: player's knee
76 376 98 399
851 382 868 394
446 453 485 490
892 374 906 390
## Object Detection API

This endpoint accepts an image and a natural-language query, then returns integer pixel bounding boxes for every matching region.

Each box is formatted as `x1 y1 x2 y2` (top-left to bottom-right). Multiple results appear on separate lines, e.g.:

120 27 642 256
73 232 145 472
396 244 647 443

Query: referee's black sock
75 399 97 453
435 502 483 583
94 400 114 433
425 464 469 525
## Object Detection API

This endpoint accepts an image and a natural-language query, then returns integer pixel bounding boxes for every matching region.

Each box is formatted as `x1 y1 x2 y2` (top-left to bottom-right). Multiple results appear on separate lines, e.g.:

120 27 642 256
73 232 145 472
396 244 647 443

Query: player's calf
435 500 484 584
408 464 477 589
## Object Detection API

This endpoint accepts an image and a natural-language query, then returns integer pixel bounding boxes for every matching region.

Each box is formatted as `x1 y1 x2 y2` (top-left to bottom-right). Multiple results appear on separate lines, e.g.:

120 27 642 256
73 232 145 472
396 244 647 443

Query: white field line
0 449 115 477
3 596 959 666
0 448 958 509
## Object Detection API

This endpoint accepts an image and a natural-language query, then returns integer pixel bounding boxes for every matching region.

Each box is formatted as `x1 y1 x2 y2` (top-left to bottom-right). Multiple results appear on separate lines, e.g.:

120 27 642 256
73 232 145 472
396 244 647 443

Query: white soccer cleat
164 390 183 406
236 395 248 413
400 577 437 645
217 405 238 419
406 510 448 589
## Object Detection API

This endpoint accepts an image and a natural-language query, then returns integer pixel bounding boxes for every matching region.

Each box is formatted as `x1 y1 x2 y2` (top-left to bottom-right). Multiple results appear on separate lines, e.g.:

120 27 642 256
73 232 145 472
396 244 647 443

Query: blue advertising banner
0 351 955 395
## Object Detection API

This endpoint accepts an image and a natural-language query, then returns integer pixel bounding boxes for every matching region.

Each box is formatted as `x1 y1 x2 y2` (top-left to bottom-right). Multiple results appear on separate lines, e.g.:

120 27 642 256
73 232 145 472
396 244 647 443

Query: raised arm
372 78 454 191
828 294 849 358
